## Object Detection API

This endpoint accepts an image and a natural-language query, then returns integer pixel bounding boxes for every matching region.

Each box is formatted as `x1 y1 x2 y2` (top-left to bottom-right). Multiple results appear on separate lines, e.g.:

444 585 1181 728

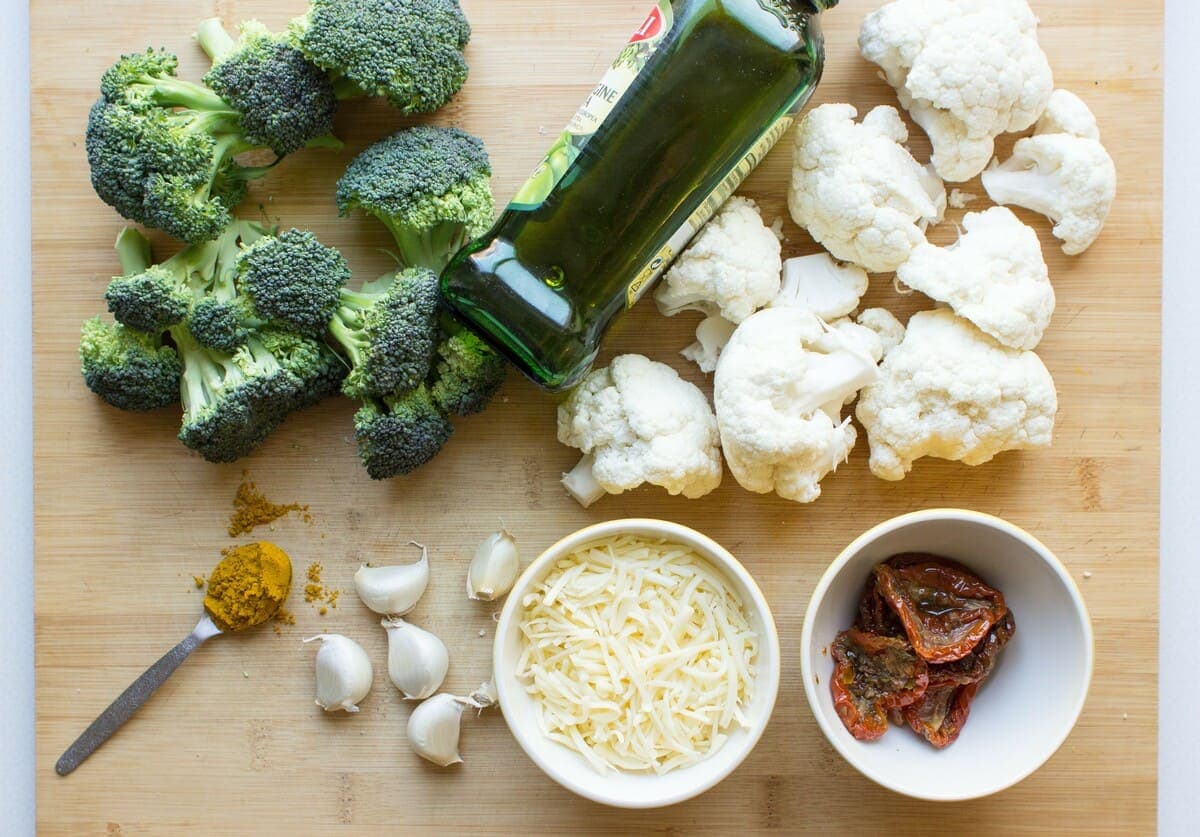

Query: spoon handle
56 616 222 776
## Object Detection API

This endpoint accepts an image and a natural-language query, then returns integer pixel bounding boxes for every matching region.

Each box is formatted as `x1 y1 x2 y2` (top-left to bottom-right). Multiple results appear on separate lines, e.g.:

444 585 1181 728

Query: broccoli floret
86 222 347 461
102 228 190 333
189 225 349 350
336 126 493 271
353 385 453 479
105 266 193 334
98 48 222 114
86 49 295 243
87 97 255 245
106 222 348 353
80 317 182 412
86 100 154 225
103 222 266 344
327 268 441 399
235 228 350 338
290 0 471 114
171 322 307 463
197 18 339 156
430 327 507 416
187 297 252 352
259 328 348 408
88 50 269 243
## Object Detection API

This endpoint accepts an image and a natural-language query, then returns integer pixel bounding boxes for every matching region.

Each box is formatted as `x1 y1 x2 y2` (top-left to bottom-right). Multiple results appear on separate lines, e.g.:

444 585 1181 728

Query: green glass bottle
441 0 838 391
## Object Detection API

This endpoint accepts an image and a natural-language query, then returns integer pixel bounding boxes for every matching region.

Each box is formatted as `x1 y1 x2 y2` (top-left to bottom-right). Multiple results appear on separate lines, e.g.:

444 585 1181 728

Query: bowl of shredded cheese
493 519 780 808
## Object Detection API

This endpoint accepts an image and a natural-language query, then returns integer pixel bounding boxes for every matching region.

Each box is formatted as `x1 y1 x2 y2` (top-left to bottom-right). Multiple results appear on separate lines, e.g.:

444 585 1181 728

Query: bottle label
508 2 674 210
625 114 795 307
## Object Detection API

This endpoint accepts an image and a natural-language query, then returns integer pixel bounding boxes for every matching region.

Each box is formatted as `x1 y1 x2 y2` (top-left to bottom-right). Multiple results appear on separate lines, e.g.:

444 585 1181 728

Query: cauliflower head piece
1036 89 1102 140
856 309 1057 481
896 206 1055 350
982 90 1116 255
856 308 907 357
714 308 879 504
558 354 722 506
654 196 782 324
789 103 946 273
681 314 737 374
770 253 869 321
860 0 1053 182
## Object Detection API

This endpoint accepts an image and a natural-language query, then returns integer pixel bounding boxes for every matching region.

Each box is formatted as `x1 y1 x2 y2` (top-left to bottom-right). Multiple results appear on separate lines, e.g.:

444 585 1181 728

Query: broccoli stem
385 219 457 271
141 75 233 113
330 75 363 101
562 454 607 508
303 134 345 151
171 324 234 419
194 18 237 63
327 307 369 370
115 228 152 275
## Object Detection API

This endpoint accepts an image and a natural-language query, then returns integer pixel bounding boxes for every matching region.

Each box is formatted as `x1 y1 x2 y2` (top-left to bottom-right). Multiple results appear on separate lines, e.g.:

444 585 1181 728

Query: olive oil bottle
441 0 838 391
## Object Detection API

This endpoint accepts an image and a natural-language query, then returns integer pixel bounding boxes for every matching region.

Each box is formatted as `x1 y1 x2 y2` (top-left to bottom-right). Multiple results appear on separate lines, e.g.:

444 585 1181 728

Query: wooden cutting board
32 0 1162 832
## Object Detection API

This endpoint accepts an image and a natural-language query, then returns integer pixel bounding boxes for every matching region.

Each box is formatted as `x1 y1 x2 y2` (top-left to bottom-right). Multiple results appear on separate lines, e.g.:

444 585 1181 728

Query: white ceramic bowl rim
493 518 782 809
800 508 1095 802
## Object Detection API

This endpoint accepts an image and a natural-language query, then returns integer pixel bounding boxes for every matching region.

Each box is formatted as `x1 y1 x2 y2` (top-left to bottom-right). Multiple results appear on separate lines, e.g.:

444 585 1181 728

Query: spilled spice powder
228 472 311 537
193 575 206 589
271 606 297 635
303 562 340 615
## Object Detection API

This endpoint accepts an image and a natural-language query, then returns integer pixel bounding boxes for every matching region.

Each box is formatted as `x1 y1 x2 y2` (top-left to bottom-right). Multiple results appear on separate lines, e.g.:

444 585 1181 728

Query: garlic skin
303 634 373 713
355 543 430 616
467 530 520 602
383 617 449 700
407 694 467 766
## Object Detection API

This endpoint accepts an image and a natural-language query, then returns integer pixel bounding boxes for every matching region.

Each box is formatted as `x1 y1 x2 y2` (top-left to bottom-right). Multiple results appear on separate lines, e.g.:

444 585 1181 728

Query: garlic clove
304 634 373 713
354 542 430 616
466 530 520 602
407 693 467 767
382 617 449 700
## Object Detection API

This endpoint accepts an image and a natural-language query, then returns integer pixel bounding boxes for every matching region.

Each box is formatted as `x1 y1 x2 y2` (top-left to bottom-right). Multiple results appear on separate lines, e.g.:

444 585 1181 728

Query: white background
1 2 1193 833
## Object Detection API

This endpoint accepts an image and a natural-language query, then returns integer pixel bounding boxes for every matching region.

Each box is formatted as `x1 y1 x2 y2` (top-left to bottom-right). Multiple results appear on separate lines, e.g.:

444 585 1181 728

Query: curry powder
204 542 293 632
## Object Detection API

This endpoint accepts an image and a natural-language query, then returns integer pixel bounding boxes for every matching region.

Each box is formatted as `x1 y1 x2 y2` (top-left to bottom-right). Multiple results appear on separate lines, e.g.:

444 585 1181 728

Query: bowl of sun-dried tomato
801 509 1093 801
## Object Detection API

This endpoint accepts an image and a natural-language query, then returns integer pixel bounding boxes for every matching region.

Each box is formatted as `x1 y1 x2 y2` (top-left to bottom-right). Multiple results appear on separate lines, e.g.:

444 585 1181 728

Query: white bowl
801 509 1094 801
493 519 781 809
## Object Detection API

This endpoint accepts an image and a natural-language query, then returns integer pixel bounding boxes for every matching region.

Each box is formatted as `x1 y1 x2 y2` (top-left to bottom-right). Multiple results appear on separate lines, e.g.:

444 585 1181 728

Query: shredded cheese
515 535 758 775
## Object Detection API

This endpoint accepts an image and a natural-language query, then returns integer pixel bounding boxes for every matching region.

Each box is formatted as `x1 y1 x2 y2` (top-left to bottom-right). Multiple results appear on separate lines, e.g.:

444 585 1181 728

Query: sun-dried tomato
874 555 1008 663
929 609 1016 686
902 681 979 748
855 575 906 638
830 629 929 742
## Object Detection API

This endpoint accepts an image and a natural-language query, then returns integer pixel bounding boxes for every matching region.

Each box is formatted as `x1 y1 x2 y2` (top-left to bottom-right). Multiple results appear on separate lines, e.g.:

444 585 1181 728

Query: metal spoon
55 614 224 776
57 542 291 775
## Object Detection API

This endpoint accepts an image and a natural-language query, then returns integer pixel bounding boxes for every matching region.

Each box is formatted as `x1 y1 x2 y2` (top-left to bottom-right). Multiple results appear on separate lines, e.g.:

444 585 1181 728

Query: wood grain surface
32 0 1162 833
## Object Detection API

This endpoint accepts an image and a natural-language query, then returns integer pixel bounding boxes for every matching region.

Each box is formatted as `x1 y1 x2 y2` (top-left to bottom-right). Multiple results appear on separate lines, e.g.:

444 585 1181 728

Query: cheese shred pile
516 535 758 775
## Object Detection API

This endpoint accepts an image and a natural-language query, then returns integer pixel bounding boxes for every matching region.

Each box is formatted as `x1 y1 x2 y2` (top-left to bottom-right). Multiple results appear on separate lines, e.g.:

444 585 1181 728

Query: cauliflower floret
681 314 737 374
558 355 722 506
896 207 1055 350
860 0 1053 182
831 318 885 366
856 309 1057 481
654 196 782 324
789 104 946 273
856 308 907 356
714 308 879 504
1035 89 1102 140
770 253 869 320
982 92 1116 255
